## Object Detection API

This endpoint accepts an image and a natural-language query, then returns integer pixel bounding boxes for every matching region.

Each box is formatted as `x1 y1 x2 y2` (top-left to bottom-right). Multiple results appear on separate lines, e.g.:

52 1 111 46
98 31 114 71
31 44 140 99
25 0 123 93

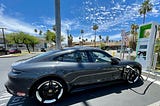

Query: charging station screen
140 45 147 49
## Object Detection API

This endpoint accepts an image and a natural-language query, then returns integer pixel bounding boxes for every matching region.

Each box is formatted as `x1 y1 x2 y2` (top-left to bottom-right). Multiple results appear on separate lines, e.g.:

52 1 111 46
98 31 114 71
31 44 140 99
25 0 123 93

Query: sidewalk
0 52 41 58
142 70 160 81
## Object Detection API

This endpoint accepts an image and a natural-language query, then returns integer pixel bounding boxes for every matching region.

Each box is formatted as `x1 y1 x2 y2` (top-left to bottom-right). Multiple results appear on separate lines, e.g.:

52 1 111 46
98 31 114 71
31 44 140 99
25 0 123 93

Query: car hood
119 60 142 68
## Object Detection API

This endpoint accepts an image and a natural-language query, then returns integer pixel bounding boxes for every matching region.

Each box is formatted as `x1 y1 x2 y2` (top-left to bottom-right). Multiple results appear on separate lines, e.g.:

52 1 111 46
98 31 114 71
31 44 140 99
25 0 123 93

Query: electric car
5 46 142 104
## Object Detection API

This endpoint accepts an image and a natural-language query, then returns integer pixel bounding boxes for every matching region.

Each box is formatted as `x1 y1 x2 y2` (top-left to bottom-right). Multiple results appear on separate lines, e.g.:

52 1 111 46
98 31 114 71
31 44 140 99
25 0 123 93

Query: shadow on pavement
7 80 144 106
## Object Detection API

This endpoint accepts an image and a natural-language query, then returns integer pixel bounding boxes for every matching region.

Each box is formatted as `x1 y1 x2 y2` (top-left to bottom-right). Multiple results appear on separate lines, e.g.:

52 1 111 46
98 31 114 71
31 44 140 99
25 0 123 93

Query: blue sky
0 0 160 42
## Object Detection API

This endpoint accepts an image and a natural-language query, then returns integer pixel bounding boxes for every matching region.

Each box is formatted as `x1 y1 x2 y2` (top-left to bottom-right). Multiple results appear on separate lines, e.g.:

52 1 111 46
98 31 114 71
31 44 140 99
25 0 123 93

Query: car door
86 50 123 83
54 51 96 85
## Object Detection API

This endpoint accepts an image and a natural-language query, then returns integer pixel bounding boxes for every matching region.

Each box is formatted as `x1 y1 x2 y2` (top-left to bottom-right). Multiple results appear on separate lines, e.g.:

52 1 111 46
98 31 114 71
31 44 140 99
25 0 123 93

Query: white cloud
109 34 121 40
152 7 159 13
112 0 115 4
0 4 37 35
0 4 5 15
43 17 55 25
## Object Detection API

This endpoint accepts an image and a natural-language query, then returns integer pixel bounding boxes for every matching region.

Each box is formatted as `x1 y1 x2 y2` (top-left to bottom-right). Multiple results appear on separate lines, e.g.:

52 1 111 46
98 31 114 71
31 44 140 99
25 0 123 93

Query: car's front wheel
126 67 141 84
33 78 65 104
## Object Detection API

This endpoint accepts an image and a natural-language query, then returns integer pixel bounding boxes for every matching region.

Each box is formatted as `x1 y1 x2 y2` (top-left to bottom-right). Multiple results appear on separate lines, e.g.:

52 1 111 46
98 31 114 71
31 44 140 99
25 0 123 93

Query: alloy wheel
35 80 64 104
126 67 140 84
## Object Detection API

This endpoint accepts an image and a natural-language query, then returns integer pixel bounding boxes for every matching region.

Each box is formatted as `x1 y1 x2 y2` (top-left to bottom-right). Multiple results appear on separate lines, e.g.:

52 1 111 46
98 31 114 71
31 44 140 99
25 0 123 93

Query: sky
0 0 160 43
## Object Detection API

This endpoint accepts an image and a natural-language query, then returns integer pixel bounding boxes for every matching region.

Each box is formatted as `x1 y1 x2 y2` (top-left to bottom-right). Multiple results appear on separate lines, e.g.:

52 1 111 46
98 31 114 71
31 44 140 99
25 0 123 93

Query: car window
54 53 77 62
53 51 90 63
89 51 111 63
77 51 89 62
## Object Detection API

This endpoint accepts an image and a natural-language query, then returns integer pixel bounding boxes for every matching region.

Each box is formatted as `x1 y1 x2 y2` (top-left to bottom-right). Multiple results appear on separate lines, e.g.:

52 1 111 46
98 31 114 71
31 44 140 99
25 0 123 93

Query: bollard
112 51 115 56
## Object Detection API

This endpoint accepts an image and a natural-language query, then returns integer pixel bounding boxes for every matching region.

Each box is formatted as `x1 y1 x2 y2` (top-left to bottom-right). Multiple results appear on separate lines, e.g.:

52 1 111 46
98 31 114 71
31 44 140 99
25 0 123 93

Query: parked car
117 48 133 53
8 48 21 54
5 47 142 104
40 48 46 52
0 48 9 55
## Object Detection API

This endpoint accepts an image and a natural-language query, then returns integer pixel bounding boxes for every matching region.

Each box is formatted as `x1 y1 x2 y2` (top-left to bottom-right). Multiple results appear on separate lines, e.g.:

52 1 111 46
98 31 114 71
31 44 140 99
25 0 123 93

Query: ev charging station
135 22 159 71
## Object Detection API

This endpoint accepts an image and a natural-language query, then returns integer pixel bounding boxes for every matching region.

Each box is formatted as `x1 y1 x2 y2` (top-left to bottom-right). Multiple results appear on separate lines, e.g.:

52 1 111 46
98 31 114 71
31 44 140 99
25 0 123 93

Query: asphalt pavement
0 54 160 106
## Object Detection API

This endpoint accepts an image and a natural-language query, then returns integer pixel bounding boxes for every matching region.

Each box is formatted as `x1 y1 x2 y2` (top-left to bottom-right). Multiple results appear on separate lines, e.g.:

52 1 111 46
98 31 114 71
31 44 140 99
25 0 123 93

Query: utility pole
0 28 7 51
55 0 61 49
66 29 69 46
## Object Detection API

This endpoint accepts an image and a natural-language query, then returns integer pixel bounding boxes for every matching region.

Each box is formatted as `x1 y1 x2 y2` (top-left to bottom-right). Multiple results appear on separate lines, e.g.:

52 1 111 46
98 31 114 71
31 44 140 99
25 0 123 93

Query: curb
142 70 160 81
0 55 19 58
0 52 41 58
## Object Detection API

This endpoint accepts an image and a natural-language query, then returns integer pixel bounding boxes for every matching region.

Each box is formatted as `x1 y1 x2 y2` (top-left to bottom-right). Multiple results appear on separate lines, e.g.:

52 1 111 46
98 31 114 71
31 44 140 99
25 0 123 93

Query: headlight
12 69 21 74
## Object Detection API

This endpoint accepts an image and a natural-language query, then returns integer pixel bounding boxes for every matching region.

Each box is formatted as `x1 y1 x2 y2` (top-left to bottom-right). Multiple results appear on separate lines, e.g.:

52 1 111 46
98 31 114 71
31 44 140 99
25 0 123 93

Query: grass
10 51 41 57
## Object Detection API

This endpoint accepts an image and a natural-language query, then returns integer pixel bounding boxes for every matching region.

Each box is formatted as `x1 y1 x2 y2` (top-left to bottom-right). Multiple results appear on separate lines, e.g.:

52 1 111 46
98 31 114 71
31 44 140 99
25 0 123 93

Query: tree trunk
143 14 146 24
94 30 96 47
32 44 35 52
25 44 30 53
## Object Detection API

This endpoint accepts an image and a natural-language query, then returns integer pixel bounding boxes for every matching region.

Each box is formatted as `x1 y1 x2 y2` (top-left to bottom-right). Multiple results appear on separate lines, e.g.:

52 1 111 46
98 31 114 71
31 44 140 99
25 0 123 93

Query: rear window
27 50 60 62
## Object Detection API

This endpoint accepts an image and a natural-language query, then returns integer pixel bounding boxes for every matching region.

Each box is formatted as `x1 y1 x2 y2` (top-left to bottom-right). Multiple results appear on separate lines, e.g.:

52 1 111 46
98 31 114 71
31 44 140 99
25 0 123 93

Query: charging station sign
135 22 159 70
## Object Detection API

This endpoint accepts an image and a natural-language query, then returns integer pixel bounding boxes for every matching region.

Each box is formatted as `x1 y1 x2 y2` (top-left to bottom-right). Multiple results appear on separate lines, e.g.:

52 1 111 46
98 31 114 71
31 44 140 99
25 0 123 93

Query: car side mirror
111 57 120 65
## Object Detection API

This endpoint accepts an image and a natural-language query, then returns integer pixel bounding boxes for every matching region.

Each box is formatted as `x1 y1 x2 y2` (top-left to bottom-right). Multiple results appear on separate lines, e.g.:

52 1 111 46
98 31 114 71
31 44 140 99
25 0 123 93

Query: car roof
25 46 111 62
48 46 103 57
61 46 102 51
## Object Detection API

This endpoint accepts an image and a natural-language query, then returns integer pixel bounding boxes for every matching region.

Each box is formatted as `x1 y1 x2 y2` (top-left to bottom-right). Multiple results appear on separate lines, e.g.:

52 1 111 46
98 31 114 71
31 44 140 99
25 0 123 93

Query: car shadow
7 79 144 106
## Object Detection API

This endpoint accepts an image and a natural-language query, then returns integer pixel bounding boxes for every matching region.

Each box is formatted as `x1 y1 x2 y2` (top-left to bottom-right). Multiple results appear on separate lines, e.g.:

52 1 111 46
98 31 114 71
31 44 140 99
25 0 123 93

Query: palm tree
93 24 99 47
53 25 56 31
34 29 43 35
130 24 139 50
99 35 102 43
39 30 43 35
106 36 109 45
80 29 84 46
79 37 81 45
139 0 153 24
34 29 38 33
68 34 73 47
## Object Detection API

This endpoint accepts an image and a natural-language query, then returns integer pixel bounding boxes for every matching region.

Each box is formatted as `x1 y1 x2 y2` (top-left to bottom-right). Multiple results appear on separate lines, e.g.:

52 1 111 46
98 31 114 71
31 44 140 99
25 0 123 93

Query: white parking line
142 75 160 106
0 103 6 106
0 97 11 101
148 100 160 106
142 75 160 85
0 91 11 102
0 94 12 99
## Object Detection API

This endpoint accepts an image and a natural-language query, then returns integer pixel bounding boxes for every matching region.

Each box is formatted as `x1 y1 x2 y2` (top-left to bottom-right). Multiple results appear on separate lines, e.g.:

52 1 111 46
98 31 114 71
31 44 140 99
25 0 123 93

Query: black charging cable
126 65 156 95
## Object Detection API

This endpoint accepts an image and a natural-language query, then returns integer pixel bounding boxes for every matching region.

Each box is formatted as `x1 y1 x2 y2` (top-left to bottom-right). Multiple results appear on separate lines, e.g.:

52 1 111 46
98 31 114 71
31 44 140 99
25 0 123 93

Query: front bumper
5 71 37 97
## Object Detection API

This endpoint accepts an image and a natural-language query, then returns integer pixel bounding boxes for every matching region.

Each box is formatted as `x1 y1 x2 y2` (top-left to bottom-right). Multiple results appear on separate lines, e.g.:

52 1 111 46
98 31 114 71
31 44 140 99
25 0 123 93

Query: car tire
126 67 141 84
33 78 66 104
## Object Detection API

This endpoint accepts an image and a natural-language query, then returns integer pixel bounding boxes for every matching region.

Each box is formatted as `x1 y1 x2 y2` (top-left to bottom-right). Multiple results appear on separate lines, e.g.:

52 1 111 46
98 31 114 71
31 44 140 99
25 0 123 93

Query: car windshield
9 48 17 50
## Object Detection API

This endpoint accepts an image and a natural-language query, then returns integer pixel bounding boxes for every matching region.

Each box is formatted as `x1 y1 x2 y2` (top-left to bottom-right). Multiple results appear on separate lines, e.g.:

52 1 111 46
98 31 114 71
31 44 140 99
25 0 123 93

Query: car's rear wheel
33 78 65 104
126 67 141 84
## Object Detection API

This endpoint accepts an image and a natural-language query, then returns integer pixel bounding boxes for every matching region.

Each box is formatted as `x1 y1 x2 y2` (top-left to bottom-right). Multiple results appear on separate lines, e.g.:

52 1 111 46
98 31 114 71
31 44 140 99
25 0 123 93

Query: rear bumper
5 71 37 97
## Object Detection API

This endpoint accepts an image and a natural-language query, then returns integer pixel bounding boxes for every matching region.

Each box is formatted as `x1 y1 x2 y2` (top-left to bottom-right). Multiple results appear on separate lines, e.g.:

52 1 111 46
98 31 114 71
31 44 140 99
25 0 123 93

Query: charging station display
135 22 159 70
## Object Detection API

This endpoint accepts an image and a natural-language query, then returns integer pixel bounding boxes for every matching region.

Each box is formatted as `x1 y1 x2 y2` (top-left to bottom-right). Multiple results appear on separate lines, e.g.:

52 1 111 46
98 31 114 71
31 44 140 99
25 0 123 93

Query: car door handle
96 67 101 70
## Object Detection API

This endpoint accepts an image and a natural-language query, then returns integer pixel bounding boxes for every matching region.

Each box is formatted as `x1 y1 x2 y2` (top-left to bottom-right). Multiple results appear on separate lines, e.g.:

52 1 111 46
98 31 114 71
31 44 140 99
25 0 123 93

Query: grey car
5 46 142 104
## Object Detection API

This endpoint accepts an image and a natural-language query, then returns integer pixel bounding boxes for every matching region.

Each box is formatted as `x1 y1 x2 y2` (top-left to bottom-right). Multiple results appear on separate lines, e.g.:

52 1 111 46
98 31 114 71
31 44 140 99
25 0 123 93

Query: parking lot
0 53 160 106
